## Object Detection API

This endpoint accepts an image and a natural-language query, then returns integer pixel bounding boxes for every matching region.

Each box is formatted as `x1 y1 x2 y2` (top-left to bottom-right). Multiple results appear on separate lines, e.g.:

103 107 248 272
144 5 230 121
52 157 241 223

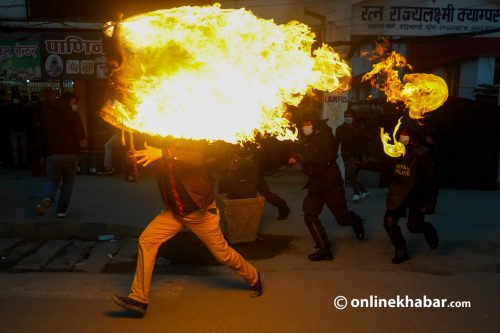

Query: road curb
0 222 142 240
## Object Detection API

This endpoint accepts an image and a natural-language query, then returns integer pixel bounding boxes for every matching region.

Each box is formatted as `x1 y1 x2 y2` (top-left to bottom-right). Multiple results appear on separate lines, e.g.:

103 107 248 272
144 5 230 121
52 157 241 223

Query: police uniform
362 142 439 263
295 120 364 261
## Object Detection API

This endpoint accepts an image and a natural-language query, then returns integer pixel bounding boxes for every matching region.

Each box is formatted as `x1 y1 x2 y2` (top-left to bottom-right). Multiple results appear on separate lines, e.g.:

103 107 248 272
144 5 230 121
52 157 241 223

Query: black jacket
335 123 364 161
41 100 85 156
7 102 31 132
361 145 437 211
295 121 344 194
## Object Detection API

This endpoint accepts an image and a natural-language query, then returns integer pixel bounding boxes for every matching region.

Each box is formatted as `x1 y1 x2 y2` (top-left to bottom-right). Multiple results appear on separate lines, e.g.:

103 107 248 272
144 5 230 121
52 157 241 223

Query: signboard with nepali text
40 33 108 80
0 40 41 80
352 0 500 36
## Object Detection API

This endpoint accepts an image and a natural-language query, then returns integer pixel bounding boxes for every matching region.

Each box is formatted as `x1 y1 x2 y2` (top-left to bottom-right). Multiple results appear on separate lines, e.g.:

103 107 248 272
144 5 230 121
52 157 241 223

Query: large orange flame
361 49 448 120
101 4 351 143
401 73 449 119
362 43 448 157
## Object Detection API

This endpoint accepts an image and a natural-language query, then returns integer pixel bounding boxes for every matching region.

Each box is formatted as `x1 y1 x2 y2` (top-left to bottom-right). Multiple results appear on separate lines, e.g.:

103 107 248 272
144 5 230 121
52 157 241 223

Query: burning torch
362 42 448 157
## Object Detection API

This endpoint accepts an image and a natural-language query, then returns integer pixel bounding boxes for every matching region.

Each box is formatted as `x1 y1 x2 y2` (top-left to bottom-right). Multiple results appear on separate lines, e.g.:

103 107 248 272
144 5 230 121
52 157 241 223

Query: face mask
399 135 410 145
71 104 78 111
302 125 313 136
12 98 21 104
344 117 353 124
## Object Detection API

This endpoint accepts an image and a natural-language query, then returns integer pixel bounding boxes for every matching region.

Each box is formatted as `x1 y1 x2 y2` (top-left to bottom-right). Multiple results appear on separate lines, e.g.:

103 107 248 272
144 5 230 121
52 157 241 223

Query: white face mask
399 135 410 145
71 104 78 111
302 125 313 136
344 117 353 124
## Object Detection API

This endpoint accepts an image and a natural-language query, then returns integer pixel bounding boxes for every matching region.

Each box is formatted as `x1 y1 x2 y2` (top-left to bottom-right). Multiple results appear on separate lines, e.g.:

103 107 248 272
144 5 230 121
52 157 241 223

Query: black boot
384 216 408 264
423 222 439 249
308 248 333 261
350 213 365 240
305 217 333 261
391 250 409 264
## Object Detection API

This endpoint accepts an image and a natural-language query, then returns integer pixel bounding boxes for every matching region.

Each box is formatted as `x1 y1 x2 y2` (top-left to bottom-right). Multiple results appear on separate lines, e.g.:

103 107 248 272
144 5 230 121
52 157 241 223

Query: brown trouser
129 202 259 303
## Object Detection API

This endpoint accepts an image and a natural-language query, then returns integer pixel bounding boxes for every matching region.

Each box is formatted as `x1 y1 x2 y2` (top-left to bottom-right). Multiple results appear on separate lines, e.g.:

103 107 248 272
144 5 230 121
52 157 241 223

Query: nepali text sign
0 40 41 80
41 33 107 80
352 0 500 36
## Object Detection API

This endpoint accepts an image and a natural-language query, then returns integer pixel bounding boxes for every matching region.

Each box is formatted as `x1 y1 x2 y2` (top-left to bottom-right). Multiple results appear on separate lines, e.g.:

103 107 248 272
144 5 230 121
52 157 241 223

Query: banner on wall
352 0 500 36
40 33 108 80
0 40 41 80
322 45 350 131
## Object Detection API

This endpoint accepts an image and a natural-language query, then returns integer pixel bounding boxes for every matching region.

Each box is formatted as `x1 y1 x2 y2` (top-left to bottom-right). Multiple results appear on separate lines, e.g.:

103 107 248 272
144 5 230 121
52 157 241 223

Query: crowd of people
1 89 441 316
1 91 42 172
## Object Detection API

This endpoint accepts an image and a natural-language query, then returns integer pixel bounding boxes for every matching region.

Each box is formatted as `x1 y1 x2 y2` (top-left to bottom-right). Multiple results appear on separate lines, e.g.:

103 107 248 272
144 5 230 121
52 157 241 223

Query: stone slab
0 240 44 268
14 240 71 271
0 238 23 254
77 240 123 273
45 240 96 271
112 238 138 264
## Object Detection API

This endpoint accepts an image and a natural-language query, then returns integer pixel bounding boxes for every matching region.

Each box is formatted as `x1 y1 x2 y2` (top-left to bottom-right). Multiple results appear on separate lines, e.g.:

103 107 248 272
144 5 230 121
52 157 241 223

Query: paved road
0 167 499 332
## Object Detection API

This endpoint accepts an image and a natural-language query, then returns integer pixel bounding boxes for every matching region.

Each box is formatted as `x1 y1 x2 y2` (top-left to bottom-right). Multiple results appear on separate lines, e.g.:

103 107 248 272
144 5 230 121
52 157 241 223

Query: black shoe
112 295 148 314
308 249 333 261
352 215 365 240
391 252 410 264
424 225 439 249
277 206 291 220
249 272 263 297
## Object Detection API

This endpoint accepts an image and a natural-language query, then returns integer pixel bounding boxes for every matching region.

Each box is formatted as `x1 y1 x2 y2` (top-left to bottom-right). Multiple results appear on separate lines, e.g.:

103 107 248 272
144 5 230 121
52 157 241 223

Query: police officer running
289 117 365 261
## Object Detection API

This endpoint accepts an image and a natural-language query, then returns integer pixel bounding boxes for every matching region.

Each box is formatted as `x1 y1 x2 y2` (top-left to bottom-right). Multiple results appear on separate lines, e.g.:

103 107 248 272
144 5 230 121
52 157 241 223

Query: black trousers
257 176 287 210
303 184 354 227
384 195 434 255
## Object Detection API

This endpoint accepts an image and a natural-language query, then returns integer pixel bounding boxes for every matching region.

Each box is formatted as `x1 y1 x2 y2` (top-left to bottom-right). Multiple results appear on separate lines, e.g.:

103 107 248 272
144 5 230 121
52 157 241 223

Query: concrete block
0 238 23 254
77 240 123 273
0 240 44 268
112 238 138 264
14 240 71 271
216 194 265 244
45 240 95 271
34 222 66 239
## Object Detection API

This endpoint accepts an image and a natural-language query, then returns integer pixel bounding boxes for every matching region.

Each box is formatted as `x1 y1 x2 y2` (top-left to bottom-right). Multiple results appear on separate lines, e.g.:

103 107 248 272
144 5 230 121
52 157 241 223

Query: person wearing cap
335 110 369 202
289 117 365 261
354 126 439 264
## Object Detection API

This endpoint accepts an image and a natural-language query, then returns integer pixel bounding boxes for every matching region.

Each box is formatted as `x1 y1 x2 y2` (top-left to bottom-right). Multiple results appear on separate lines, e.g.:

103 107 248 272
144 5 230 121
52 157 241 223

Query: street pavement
0 166 499 332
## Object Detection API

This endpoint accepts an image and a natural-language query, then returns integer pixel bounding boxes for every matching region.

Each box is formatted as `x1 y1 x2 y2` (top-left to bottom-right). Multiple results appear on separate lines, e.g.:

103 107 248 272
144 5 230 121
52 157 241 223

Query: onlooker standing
0 94 13 167
335 110 368 202
97 125 121 175
36 92 86 218
6 92 30 169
